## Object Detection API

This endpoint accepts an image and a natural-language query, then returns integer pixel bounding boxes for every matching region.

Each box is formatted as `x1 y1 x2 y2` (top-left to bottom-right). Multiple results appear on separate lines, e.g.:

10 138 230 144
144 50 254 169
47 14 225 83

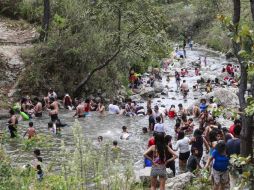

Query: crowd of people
4 44 242 190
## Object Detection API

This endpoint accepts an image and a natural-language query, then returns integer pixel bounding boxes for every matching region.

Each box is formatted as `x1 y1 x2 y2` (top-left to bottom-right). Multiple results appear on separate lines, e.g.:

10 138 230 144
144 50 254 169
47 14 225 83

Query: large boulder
203 88 239 108
140 87 155 98
153 81 164 93
200 72 216 81
166 172 195 190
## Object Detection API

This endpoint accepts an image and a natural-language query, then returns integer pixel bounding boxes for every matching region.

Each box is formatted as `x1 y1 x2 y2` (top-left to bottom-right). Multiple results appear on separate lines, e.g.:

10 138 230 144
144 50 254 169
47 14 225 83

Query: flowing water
0 47 235 174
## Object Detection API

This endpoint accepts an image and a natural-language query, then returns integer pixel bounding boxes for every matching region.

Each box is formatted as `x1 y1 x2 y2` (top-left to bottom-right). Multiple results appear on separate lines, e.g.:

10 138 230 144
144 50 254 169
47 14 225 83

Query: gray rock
0 110 9 119
154 93 160 98
101 93 107 98
153 81 164 93
204 88 239 108
140 87 155 98
130 94 142 102
166 172 195 190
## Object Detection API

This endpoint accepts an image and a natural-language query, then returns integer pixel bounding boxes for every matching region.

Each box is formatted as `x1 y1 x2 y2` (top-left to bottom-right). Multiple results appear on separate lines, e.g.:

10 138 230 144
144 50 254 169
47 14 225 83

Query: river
0 46 235 175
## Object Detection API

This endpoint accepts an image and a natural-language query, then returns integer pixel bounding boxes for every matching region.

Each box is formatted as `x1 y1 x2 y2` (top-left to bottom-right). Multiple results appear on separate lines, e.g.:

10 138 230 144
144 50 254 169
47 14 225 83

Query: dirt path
0 17 38 107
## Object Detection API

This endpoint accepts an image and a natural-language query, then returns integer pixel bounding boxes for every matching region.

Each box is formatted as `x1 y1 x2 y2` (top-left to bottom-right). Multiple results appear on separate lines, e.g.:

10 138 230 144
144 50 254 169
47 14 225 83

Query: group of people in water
4 44 242 190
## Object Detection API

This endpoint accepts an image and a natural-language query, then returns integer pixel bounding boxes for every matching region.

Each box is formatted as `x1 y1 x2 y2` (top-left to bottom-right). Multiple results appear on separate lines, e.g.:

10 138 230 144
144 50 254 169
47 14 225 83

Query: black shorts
179 151 190 161
35 112 42 117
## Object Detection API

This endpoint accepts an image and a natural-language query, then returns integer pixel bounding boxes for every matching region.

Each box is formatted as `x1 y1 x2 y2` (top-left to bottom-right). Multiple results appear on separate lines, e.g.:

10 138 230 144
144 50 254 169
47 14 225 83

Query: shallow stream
0 47 235 174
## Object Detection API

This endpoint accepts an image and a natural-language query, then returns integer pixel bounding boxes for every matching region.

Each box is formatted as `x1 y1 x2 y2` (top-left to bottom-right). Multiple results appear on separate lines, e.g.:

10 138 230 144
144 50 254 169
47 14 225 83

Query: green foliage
21 134 53 151
18 0 170 96
229 155 254 190
245 96 254 116
185 169 212 190
18 0 43 23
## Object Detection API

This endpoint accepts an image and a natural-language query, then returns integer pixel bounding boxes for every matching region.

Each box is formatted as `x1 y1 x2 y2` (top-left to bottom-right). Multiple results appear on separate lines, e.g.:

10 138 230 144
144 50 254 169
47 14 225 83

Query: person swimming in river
97 100 106 115
112 140 121 152
83 99 91 116
23 122 36 139
120 126 130 140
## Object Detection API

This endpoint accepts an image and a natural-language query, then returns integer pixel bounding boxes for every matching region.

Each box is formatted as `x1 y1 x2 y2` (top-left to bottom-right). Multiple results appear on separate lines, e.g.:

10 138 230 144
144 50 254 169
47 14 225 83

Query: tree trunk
232 0 241 25
73 48 121 97
232 0 253 158
251 0 254 21
40 0 50 42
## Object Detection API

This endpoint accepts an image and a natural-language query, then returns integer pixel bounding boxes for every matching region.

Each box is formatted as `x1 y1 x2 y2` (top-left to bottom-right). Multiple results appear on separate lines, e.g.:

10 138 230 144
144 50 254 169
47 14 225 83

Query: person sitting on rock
206 79 212 93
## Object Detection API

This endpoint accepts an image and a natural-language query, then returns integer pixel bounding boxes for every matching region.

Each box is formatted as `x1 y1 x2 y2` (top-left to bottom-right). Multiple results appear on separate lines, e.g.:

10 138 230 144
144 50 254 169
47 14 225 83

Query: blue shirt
199 103 207 112
212 149 229 172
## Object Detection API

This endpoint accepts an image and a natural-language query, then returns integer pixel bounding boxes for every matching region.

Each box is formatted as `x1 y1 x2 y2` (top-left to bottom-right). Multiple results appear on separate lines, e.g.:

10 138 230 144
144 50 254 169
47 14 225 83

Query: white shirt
108 104 120 114
154 123 164 133
48 91 57 99
175 137 190 153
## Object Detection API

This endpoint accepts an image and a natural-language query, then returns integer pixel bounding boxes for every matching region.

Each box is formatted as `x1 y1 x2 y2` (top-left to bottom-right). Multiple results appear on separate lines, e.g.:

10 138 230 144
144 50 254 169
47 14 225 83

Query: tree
40 0 50 42
229 0 254 158
251 0 254 21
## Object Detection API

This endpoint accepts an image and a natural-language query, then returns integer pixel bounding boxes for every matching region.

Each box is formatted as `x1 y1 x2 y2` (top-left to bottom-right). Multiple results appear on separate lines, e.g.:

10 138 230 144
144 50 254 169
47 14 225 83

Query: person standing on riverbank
205 141 229 190
144 133 177 190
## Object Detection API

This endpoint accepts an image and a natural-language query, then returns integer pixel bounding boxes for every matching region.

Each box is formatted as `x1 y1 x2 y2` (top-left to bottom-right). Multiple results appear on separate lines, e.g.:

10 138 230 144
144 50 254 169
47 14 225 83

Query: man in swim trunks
73 100 85 118
34 97 42 117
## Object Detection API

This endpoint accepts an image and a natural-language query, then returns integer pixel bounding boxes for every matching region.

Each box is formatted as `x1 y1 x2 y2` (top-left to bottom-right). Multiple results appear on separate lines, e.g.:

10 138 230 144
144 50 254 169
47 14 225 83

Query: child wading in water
205 141 229 190
23 122 36 139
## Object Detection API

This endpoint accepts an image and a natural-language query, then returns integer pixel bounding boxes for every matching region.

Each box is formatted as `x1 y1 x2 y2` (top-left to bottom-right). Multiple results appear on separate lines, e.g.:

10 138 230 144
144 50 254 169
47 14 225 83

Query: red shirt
148 137 155 147
229 124 235 136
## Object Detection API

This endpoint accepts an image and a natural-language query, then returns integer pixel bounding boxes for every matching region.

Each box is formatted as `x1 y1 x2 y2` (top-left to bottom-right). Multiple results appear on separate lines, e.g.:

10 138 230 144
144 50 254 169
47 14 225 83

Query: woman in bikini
144 133 177 190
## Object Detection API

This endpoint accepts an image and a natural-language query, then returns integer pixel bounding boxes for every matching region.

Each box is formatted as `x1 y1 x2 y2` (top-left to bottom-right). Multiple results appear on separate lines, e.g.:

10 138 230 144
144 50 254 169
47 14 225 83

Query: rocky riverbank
0 17 38 108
